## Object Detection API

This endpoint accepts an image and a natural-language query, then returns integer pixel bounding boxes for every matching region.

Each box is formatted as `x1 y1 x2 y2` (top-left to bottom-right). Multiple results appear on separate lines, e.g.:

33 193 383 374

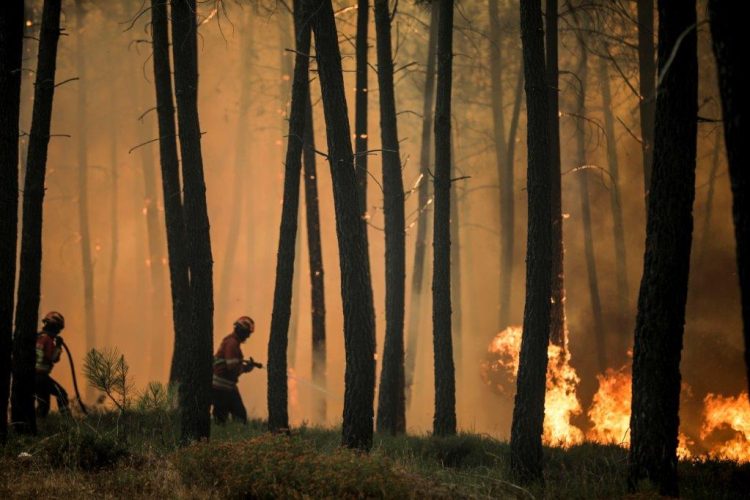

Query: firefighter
212 316 262 424
35 311 70 417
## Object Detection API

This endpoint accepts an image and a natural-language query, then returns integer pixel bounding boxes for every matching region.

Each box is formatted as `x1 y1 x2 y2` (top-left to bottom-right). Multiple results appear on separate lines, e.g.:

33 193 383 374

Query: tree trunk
104 63 119 348
217 11 252 324
0 0 24 443
74 0 96 396
449 134 462 373
355 0 369 237
708 0 750 400
267 0 311 433
307 0 377 451
598 54 629 338
171 0 214 443
546 0 565 348
574 30 605 372
628 1 697 495
637 0 656 196
303 93 327 424
405 4 437 405
488 0 513 332
11 0 62 435
510 0 553 483
374 0 406 436
151 0 191 386
697 131 722 265
432 0 456 438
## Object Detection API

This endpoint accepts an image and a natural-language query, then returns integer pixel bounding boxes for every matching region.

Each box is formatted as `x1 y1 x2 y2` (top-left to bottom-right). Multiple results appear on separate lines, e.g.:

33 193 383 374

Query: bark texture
11 0 62 435
708 0 750 401
307 0 377 451
510 0 553 483
374 0 406 435
0 0 24 443
432 0 456 437
628 1 697 495
637 0 656 195
171 0 214 443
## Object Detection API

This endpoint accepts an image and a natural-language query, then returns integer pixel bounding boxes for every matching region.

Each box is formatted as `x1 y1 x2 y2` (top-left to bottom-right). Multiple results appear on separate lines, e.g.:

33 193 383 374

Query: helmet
234 316 255 333
42 311 65 330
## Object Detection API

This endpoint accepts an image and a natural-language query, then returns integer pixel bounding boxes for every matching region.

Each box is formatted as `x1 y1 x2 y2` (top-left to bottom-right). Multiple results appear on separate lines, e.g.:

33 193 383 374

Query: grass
1 410 748 499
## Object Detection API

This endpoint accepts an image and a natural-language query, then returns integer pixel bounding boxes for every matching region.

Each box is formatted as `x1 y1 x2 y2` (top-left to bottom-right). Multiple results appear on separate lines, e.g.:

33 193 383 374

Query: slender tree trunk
105 64 119 348
432 0 456 437
374 0 406 436
709 0 750 400
698 130 722 265
405 4 438 405
303 93 327 424
488 0 513 331
355 0 369 236
74 0 96 394
267 0 311 433
510 0 553 483
307 0 377 451
574 30 605 372
151 0 191 386
11 0 61 435
217 12 252 322
637 0 656 196
546 0 565 348
598 53 629 335
628 1 697 494
0 0 24 443
449 134 462 373
171 0 214 443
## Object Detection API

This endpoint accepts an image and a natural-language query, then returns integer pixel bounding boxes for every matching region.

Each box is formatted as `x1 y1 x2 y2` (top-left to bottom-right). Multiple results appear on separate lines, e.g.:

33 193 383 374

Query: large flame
483 326 750 462
482 326 584 447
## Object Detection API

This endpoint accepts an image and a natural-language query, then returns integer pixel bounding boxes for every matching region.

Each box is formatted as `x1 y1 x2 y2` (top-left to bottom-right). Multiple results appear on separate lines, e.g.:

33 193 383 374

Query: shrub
38 425 129 471
83 347 134 411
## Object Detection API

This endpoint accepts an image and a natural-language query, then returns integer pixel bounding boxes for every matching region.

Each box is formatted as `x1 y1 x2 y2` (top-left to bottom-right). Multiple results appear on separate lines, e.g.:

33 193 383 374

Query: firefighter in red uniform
212 316 262 423
35 311 70 417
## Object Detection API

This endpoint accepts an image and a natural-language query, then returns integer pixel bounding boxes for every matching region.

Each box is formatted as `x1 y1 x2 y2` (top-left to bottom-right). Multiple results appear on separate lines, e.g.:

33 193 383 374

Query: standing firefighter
35 311 69 416
212 316 262 423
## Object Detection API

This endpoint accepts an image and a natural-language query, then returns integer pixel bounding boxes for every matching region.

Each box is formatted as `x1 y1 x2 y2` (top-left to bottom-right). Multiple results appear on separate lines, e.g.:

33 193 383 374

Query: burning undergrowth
481 326 750 462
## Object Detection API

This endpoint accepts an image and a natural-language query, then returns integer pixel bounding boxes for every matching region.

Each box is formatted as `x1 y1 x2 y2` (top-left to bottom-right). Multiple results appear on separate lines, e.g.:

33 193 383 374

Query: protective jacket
36 332 61 374
213 333 244 391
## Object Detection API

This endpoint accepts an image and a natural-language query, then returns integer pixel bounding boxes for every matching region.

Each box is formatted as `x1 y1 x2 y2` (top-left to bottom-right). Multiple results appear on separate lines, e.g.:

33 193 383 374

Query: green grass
1 410 748 499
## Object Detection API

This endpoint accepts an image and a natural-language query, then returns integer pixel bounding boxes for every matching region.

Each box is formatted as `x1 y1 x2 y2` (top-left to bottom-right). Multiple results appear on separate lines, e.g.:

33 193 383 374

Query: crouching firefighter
35 311 70 417
212 316 263 424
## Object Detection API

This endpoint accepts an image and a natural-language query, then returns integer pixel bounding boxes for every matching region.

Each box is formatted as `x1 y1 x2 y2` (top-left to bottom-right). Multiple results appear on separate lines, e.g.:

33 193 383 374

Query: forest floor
1 410 748 499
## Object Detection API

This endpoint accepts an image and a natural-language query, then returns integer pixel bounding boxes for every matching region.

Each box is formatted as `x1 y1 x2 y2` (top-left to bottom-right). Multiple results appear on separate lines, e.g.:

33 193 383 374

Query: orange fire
483 326 749 462
482 326 584 447
701 392 750 462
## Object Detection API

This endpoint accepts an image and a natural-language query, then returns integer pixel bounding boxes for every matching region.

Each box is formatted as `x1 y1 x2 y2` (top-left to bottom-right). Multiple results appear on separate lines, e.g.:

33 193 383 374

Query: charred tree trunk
0 0 24 443
708 0 750 400
307 0 377 451
405 4 437 405
303 93 327 424
171 0 214 443
74 0 96 391
267 0 311 433
355 0 369 238
432 0 456 437
217 12 252 323
11 0 61 435
510 0 553 483
374 0 406 436
151 0 191 385
546 0 565 348
598 53 629 336
628 1 697 495
574 30 605 372
637 0 656 196
488 0 514 331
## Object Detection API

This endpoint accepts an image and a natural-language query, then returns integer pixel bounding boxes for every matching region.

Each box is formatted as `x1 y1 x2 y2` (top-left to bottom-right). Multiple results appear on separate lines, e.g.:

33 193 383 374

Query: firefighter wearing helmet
211 316 262 423
34 311 70 417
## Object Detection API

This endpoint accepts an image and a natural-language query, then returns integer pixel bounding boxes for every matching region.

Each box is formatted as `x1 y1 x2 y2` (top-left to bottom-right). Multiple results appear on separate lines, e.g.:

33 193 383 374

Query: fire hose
59 338 88 415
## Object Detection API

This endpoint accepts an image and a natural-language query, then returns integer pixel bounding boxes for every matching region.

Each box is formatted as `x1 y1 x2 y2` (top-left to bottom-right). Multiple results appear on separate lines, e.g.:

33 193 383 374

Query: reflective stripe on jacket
36 332 61 374
213 333 243 390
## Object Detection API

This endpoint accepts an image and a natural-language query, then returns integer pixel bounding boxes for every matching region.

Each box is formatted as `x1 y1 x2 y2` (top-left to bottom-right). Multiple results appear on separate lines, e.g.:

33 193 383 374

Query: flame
482 326 584 447
701 392 750 462
586 366 631 445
